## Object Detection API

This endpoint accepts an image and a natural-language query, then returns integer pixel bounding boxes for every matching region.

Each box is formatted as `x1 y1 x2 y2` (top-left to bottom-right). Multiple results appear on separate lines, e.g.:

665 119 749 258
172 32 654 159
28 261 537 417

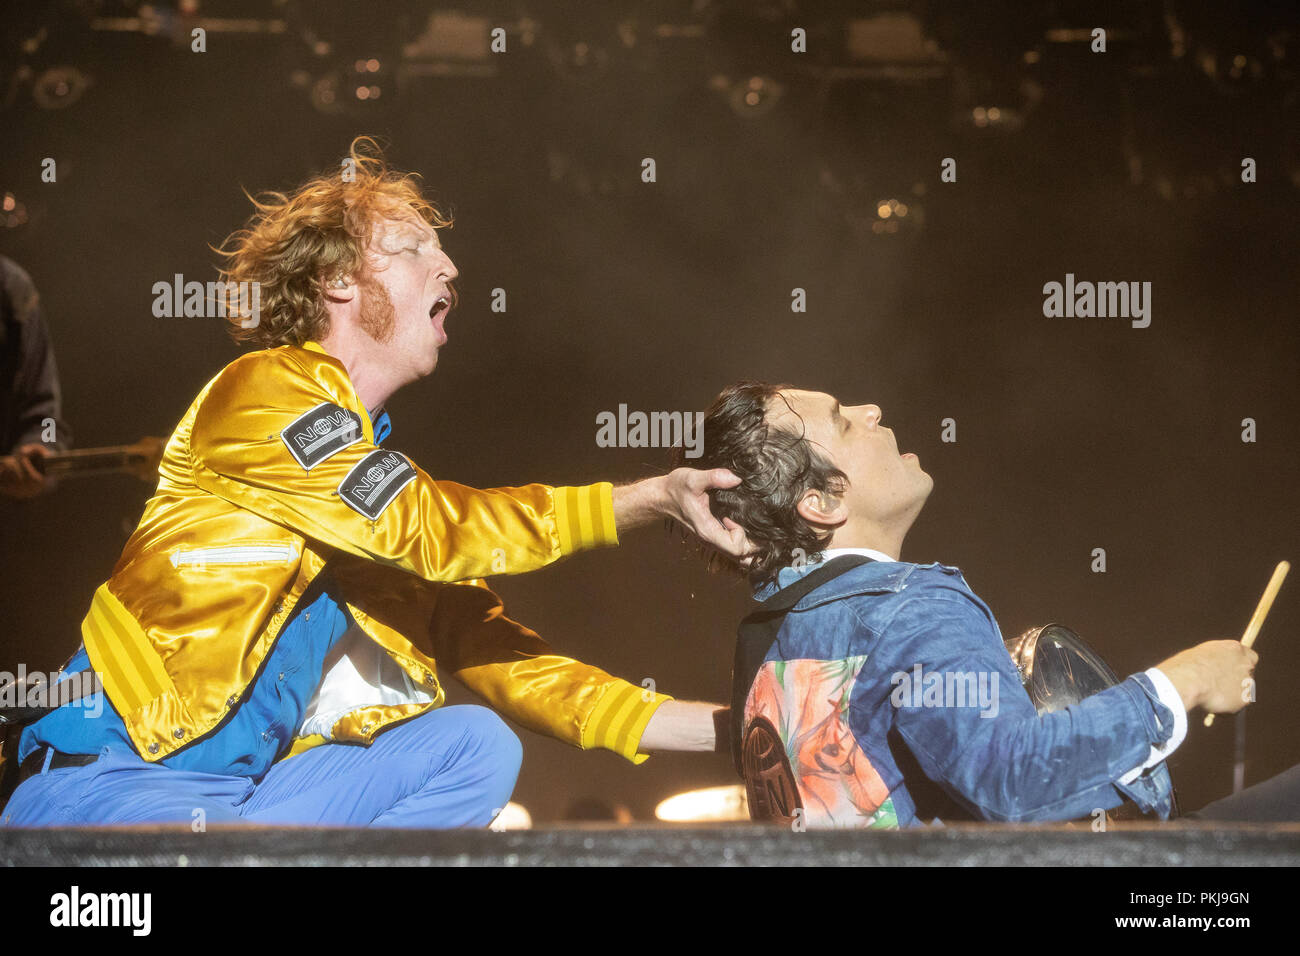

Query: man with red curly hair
1 139 743 828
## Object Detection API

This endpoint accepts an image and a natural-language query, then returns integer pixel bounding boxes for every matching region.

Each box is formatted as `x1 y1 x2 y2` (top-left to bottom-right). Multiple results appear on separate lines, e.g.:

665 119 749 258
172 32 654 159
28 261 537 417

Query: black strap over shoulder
730 554 877 774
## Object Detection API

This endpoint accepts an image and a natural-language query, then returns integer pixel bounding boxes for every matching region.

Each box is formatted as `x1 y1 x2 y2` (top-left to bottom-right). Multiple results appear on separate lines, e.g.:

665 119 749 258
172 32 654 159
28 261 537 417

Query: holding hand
658 467 755 560
613 468 756 562
1157 640 1259 715
0 443 52 499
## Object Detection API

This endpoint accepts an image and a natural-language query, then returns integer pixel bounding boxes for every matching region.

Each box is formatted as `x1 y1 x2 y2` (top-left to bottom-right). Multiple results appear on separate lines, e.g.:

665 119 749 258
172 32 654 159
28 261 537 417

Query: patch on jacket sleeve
281 402 364 470
337 450 418 519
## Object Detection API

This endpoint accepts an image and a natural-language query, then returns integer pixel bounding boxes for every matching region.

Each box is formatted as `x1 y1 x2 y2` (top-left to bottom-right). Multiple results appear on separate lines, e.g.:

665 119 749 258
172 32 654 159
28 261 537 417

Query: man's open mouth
429 296 449 319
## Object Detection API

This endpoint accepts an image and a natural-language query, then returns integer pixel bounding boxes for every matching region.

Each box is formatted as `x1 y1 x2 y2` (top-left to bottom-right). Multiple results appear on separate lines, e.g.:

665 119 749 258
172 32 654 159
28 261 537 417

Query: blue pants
1 705 522 828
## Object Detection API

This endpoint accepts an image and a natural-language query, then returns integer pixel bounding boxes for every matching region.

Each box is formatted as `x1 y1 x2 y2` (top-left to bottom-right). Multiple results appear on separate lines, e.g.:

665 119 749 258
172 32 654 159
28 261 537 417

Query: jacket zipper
170 544 299 568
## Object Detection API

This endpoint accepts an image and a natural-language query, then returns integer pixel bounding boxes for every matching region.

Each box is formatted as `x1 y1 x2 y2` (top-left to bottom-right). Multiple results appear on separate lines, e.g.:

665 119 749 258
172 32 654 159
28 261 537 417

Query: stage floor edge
3 822 1300 866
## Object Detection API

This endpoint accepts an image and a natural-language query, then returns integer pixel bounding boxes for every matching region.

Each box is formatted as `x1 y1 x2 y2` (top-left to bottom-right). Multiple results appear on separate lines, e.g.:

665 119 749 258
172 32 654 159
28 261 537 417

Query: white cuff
1117 668 1188 785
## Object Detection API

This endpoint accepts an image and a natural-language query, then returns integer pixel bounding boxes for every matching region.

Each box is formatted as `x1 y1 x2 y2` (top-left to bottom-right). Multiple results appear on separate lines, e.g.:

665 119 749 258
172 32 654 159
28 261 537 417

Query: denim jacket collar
755 548 960 610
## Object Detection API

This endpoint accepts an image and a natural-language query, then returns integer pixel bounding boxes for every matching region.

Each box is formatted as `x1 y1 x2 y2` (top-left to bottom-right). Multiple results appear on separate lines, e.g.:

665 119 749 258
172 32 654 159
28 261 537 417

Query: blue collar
366 407 392 445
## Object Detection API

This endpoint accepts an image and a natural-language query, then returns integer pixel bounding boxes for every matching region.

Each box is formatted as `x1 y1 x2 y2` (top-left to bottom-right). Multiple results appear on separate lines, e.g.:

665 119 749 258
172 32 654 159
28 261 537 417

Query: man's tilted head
680 381 934 587
215 135 458 366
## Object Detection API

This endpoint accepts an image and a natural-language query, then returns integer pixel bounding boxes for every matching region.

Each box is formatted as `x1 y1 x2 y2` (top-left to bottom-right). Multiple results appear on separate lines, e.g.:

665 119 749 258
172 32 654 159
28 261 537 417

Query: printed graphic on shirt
337 450 417 520
742 716 803 824
281 402 363 470
745 656 897 829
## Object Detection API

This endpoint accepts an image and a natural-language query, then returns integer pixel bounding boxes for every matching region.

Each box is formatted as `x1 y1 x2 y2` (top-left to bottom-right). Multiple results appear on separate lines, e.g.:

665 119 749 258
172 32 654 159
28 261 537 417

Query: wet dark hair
673 381 847 588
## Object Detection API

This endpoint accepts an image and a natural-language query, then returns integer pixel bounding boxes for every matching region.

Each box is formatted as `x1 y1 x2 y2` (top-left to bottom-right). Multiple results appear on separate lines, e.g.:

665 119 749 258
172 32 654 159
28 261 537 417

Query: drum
1005 623 1179 819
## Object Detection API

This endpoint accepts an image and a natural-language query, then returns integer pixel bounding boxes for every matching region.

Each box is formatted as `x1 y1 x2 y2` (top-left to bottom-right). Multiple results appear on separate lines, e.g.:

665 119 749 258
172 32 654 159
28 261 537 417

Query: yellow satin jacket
80 341 667 764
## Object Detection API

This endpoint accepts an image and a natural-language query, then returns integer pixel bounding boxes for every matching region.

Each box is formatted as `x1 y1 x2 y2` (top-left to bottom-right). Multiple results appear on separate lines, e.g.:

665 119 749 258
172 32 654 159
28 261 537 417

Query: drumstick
1204 560 1289 727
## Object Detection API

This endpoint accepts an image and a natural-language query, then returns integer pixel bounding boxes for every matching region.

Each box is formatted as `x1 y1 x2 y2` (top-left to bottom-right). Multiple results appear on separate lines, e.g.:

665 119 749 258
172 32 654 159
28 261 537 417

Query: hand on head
660 466 757 565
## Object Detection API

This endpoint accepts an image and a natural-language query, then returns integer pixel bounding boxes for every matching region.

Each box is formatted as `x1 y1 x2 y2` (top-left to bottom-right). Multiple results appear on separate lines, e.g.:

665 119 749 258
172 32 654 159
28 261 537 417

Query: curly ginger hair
214 135 453 348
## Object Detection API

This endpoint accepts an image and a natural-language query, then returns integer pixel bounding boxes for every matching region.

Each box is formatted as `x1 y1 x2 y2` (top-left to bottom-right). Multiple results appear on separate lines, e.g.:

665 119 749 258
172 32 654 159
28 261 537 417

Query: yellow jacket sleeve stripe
83 584 175 714
581 681 673 765
553 483 617 554
84 602 150 714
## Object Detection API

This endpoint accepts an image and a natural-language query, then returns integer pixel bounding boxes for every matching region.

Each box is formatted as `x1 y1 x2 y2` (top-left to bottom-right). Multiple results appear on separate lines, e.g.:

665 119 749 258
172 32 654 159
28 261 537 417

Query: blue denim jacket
746 558 1176 827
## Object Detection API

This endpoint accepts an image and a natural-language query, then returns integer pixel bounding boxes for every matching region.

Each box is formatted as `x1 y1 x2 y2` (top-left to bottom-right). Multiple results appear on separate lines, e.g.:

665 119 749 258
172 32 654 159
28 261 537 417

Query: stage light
308 66 386 114
403 11 497 62
715 74 783 119
32 67 91 110
654 784 748 822
2 192 29 229
492 801 533 830
876 199 909 219
846 13 938 64
309 73 341 113
962 104 1023 132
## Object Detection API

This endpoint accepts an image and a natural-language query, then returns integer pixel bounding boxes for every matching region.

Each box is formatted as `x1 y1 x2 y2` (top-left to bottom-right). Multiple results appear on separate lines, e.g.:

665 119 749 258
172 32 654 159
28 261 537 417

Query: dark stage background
2 1 1297 823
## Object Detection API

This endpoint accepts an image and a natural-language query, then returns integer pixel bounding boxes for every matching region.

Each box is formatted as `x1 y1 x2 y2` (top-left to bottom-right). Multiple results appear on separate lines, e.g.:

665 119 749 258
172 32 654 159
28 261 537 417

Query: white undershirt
813 546 899 564
299 624 434 738
1119 667 1187 785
